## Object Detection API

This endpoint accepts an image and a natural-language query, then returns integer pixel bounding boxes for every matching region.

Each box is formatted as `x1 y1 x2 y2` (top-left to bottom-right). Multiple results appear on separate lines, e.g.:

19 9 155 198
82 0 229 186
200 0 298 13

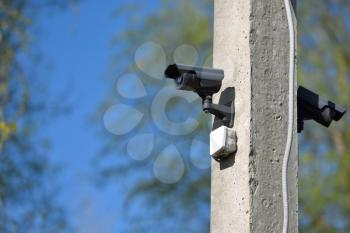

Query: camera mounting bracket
202 87 235 129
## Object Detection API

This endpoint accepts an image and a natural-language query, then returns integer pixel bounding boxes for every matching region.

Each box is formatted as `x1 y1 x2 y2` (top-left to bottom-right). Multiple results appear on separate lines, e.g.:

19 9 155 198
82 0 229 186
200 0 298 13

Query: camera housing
297 86 346 132
164 64 234 128
164 64 224 99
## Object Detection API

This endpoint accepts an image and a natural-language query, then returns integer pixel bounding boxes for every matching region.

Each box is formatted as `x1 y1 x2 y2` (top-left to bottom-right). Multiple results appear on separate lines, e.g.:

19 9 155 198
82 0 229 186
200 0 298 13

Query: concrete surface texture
211 0 298 232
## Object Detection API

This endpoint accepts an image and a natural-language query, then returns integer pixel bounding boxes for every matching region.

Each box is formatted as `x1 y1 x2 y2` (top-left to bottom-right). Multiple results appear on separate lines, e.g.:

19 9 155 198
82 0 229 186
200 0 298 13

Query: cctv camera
164 64 224 99
297 86 346 132
164 64 234 128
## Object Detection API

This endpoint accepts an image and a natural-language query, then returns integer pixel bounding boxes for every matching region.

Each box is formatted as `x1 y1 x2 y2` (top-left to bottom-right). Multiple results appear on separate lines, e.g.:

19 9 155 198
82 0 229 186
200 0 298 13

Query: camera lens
176 76 183 85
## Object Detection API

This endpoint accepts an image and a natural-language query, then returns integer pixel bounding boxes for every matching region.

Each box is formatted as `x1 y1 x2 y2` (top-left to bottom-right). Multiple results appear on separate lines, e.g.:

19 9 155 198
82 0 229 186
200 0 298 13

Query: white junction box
210 126 237 159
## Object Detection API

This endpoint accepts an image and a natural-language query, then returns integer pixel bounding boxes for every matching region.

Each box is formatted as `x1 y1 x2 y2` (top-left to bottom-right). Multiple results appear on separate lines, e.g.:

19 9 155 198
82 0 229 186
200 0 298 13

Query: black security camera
297 86 346 132
164 64 224 98
164 64 234 128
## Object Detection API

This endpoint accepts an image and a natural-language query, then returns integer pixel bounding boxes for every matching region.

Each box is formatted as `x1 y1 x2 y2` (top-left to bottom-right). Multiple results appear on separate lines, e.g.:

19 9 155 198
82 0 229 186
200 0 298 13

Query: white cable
282 0 295 233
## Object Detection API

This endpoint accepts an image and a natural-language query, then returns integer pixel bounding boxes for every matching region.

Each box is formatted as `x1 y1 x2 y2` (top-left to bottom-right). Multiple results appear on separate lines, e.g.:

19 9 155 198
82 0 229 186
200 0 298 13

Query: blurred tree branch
0 0 77 232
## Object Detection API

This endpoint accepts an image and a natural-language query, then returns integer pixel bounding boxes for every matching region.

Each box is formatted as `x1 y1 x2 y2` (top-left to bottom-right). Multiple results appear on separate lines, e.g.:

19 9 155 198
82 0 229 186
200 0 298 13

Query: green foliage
96 1 212 232
0 0 31 149
0 1 72 232
298 0 350 232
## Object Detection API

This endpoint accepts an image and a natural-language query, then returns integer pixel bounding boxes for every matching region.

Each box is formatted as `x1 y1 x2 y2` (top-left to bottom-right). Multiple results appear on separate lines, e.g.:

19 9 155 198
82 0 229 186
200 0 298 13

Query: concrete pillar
211 1 298 233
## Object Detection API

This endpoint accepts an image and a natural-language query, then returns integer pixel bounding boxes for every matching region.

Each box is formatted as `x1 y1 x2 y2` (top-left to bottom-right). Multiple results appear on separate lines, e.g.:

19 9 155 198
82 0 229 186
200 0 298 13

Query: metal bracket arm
202 96 234 128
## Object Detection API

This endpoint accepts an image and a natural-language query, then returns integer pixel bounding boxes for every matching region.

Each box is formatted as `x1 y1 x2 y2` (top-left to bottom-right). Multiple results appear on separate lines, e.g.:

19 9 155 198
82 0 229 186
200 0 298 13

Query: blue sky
34 1 137 231
30 1 212 232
